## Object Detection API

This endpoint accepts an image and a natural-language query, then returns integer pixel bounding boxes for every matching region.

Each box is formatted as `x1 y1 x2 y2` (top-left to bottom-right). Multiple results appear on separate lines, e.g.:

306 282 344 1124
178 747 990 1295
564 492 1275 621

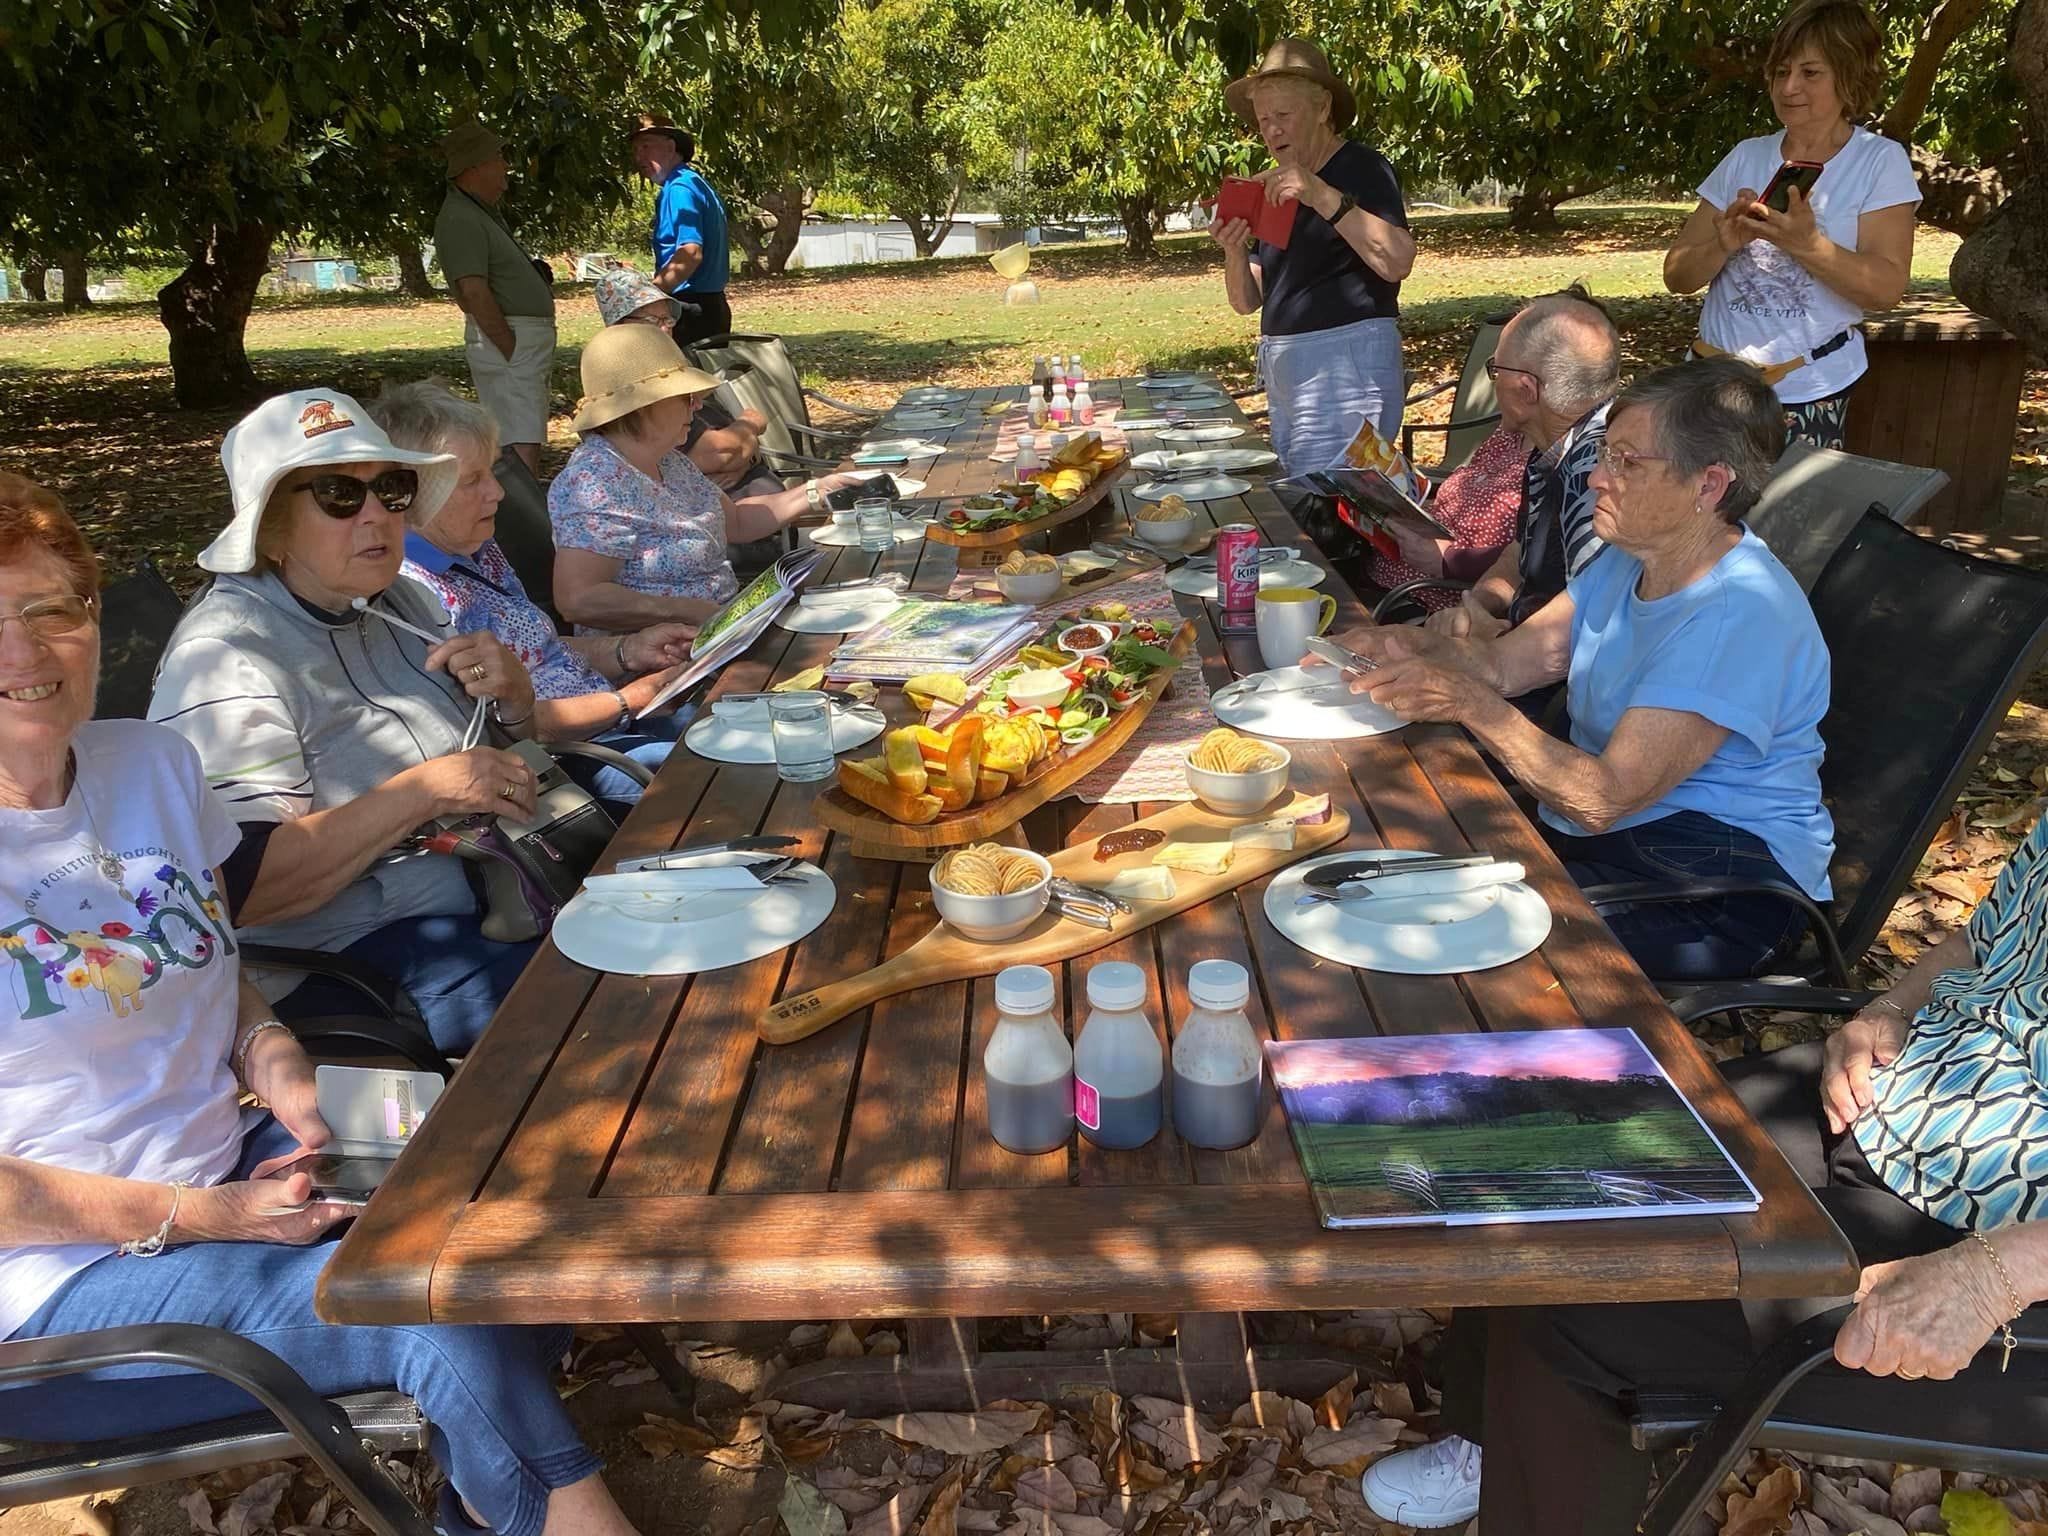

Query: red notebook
1217 176 1299 250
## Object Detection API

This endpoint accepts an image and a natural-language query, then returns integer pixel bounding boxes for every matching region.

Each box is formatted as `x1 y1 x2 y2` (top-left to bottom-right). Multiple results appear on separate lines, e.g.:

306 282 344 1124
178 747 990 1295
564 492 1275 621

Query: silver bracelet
235 1019 296 1085
119 1180 190 1258
1874 994 1911 1019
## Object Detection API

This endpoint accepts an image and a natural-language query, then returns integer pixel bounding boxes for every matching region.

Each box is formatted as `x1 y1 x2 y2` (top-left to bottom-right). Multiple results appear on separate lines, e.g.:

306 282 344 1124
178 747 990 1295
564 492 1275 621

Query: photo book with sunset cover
1264 1029 1759 1229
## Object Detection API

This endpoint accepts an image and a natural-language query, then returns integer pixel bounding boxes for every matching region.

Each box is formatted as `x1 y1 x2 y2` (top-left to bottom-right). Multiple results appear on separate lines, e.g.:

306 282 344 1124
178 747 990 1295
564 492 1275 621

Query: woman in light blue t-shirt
1330 358 1834 981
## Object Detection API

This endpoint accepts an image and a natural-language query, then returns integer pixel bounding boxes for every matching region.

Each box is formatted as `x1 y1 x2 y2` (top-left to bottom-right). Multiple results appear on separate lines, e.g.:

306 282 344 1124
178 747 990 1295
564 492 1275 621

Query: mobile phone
1303 635 1379 676
258 1151 391 1207
1759 160 1824 214
825 474 900 511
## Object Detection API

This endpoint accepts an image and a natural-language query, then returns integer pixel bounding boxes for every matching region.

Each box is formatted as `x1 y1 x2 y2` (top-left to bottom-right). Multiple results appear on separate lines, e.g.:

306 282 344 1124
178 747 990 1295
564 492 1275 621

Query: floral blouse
547 434 738 629
1366 427 1530 610
399 533 609 701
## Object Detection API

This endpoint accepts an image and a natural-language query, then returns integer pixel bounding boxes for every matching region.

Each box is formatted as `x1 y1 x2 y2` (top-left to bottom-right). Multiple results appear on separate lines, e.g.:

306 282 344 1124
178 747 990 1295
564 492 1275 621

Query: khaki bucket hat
570 324 722 433
1225 38 1357 131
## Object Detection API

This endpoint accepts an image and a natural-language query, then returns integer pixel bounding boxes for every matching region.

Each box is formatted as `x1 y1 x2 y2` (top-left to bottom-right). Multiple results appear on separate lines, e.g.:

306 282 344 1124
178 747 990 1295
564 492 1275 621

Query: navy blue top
1252 140 1408 337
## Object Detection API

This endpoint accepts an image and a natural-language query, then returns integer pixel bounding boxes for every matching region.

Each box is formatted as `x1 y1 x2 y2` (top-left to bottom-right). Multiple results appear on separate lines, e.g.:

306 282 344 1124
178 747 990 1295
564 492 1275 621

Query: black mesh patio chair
1740 443 1948 592
1619 989 2048 1534
0 1324 433 1534
1583 513 2048 994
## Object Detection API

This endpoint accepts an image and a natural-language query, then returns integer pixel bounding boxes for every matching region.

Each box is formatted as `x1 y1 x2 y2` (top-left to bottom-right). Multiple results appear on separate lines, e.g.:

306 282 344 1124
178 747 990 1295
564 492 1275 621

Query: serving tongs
1299 852 1500 892
1049 876 1131 931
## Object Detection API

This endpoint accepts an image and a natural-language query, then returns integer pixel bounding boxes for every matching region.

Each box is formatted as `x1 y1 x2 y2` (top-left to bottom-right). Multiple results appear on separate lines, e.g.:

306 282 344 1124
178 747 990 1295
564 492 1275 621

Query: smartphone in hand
258 1151 388 1210
1759 160 1824 214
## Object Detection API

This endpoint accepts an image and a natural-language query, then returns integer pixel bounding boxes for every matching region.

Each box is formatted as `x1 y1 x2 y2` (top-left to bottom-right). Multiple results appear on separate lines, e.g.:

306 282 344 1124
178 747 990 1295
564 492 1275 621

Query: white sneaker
1360 1435 1482 1528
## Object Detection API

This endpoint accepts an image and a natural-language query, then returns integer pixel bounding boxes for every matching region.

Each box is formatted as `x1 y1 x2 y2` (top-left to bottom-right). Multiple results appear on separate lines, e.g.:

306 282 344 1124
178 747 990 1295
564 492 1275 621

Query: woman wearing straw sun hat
1212 38 1416 475
548 324 864 631
148 389 547 1056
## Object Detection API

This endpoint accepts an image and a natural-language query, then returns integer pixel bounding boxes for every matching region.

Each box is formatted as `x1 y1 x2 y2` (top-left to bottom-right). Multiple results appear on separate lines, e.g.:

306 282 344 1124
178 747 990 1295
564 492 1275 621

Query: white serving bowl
1007 667 1073 711
1055 620 1122 661
1133 511 1198 546
996 567 1063 605
931 850 1053 941
1182 741 1293 815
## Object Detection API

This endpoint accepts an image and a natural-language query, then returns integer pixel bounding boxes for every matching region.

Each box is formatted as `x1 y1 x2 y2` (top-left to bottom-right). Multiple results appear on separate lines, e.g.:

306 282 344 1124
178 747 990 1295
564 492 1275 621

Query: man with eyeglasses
1430 288 1620 644
434 120 556 475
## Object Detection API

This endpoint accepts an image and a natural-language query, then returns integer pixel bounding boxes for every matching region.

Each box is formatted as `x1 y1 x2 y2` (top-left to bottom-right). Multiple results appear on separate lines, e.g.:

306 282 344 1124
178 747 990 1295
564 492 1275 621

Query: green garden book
1264 1028 1759 1229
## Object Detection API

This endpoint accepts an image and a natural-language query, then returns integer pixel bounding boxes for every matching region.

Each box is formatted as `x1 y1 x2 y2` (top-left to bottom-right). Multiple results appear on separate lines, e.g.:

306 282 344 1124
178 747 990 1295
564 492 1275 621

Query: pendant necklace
69 753 137 903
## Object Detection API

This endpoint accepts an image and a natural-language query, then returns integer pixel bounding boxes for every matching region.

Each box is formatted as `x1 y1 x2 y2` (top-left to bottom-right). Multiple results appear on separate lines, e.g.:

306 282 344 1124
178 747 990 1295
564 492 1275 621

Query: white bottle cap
1187 958 1249 1010
1017 433 1034 449
1086 960 1146 1011
996 964 1055 1014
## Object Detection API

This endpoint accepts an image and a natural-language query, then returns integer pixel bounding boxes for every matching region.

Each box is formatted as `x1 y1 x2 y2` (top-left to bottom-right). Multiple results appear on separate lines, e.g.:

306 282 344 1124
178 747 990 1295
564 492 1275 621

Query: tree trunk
1118 194 1158 258
158 221 273 409
757 183 809 275
21 263 48 302
893 210 943 259
1882 0 1997 142
1910 145 2012 237
395 244 434 298
1950 0 2048 352
58 249 92 310
1506 178 1610 230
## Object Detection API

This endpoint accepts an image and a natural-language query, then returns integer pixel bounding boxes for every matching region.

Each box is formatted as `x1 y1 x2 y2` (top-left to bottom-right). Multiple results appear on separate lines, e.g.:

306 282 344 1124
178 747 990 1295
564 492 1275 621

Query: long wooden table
319 380 1858 1411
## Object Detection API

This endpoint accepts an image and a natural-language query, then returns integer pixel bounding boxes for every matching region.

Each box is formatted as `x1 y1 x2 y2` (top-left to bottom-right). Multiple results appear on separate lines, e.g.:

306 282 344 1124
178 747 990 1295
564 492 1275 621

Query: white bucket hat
203 389 459 574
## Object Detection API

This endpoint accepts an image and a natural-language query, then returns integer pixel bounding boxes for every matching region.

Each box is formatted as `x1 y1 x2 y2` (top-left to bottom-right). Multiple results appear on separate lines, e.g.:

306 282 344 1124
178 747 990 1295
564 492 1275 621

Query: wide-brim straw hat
1225 38 1357 131
571 324 721 433
205 390 457 574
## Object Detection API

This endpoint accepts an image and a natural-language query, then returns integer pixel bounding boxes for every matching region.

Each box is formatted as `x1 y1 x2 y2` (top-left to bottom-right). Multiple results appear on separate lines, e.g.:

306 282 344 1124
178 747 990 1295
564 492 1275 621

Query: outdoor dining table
317 377 1860 1413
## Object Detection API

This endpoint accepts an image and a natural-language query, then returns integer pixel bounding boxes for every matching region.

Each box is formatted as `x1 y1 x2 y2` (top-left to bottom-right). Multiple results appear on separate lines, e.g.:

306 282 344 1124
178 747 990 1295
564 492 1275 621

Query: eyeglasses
1484 359 1542 388
0 593 97 640
290 469 420 519
1594 443 1675 478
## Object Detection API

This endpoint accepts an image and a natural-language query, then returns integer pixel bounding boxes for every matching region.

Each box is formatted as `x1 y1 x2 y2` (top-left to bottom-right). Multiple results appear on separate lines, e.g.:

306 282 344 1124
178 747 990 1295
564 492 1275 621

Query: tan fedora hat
570 324 721 433
1225 38 1357 130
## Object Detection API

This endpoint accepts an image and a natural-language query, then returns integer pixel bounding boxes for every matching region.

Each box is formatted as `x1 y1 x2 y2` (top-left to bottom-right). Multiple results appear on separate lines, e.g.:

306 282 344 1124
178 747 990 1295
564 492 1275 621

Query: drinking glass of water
767 692 837 783
855 497 895 553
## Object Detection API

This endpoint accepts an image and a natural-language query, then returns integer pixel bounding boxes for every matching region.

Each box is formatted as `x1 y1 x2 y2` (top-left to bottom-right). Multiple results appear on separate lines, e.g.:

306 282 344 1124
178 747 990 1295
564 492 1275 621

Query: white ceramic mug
1255 586 1338 671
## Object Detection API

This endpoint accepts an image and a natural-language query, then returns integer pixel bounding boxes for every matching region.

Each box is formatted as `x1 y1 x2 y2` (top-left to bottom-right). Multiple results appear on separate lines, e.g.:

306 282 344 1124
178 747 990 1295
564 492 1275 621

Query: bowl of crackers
1133 493 1198 547
995 550 1063 605
1183 727 1291 814
930 842 1053 941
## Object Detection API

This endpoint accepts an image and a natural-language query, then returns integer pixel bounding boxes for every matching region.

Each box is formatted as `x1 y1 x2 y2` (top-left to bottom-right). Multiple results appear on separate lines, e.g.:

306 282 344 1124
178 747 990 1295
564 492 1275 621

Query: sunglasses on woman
0 593 97 640
290 469 421 518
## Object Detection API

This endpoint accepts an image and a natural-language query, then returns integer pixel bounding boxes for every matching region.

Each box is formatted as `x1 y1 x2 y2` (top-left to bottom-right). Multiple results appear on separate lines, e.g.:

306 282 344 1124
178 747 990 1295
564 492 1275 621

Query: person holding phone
1663 0 1919 448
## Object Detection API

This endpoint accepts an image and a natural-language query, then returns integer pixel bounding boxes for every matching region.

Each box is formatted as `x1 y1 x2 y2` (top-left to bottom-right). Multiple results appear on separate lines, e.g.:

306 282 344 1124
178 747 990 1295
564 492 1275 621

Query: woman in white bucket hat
149 388 545 1056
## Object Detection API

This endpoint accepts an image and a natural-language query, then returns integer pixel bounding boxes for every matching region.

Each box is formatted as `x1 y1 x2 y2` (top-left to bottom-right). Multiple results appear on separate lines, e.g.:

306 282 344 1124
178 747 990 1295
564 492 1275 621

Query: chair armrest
546 739 655 789
802 386 882 420
1579 876 1849 987
239 945 450 1075
759 447 842 474
1403 376 1458 408
1372 578 1471 623
1671 983 1876 1028
1401 412 1503 459
0 1325 436 1536
787 420 863 450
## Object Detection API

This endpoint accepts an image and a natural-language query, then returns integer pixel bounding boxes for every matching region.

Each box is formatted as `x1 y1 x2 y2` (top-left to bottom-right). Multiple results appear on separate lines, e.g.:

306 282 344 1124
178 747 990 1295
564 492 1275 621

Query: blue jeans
1259 315 1404 474
1544 809 1812 980
562 708 690 808
1 1118 599 1536
274 911 537 1056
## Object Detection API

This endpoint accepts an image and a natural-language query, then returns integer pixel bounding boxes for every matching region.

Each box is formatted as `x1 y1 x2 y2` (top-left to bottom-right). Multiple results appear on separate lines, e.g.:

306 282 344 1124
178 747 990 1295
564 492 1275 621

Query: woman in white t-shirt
0 475 649 1536
1664 0 1920 448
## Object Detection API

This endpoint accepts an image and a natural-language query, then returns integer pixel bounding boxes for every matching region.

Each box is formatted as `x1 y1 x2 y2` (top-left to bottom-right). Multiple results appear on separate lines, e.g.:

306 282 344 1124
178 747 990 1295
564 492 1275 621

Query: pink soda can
1216 523 1261 621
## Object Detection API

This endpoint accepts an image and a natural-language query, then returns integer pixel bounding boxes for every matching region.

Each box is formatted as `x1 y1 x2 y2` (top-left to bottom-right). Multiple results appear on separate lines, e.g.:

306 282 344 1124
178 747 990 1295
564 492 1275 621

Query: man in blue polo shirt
627 113 731 344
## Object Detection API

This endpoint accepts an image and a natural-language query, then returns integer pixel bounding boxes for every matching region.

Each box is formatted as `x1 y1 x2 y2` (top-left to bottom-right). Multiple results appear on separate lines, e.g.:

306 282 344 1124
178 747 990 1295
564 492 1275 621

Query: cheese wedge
1099 866 1177 902
1266 793 1332 826
1231 819 1298 851
1152 841 1233 876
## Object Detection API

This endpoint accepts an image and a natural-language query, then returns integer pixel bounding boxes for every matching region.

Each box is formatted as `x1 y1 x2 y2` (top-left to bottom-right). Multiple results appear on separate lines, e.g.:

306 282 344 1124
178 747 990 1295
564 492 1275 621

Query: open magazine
635 546 822 719
1274 466 1454 543
1265 1028 1759 1230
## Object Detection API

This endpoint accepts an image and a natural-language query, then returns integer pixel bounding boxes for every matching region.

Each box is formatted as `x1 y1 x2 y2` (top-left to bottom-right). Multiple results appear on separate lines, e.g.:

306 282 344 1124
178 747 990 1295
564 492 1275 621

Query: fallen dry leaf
850 1484 931 1536
630 1412 720 1461
1298 1418 1403 1475
1369 1380 1416 1422
825 1322 867 1359
1013 1465 1078 1513
219 1471 295 1536
919 1468 965 1536
1888 1468 1944 1523
181 1489 220 1535
1810 1472 1909 1536
860 1411 1045 1456
781 1477 850 1536
1227 1391 1315 1441
1312 1372 1357 1429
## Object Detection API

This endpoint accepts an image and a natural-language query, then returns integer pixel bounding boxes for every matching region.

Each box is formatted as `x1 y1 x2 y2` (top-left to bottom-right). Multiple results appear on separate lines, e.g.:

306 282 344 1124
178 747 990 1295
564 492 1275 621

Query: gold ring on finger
1898 1367 1925 1380
499 784 519 801
469 663 488 681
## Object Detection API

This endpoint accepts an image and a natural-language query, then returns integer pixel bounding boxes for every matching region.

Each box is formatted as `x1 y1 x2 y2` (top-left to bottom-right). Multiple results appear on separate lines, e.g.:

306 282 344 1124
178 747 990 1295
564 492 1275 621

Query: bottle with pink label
1073 961 1162 1149
1072 377 1095 426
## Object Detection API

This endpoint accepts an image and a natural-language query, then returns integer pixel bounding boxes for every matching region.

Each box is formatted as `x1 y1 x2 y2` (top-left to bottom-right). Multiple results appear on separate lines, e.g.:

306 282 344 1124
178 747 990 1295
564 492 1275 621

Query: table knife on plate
612 838 800 874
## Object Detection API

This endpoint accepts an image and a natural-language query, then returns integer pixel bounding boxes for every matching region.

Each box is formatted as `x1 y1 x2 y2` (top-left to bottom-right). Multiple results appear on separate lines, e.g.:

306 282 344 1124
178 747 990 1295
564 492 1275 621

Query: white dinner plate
886 411 964 430
1132 447 1279 473
1157 424 1247 445
1167 558 1326 602
1208 664 1407 741
1142 371 1204 388
857 438 949 457
899 387 967 405
774 594 908 634
553 862 837 977
810 520 927 547
684 704 886 764
1161 391 1231 411
1264 851 1552 975
577 865 774 927
1134 474 1252 504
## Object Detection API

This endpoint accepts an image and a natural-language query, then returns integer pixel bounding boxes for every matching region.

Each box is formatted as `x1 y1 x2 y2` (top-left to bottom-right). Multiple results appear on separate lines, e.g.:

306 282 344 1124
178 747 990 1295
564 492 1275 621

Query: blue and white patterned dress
1858 812 2048 1230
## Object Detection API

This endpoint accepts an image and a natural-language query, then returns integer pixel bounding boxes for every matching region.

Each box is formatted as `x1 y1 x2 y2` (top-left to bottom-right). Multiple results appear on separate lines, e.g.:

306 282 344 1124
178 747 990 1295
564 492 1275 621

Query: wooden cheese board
924 460 1130 568
812 619 1198 854
761 792 1349 1042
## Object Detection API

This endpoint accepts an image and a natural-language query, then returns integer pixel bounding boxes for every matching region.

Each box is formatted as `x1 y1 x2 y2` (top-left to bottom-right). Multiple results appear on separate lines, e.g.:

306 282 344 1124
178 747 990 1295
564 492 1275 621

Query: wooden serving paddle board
925 460 1129 566
811 620 1198 853
759 792 1348 1042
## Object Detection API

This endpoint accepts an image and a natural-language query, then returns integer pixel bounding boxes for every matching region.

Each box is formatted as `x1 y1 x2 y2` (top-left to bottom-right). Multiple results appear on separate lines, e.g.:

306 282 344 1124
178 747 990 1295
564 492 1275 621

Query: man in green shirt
434 120 556 472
